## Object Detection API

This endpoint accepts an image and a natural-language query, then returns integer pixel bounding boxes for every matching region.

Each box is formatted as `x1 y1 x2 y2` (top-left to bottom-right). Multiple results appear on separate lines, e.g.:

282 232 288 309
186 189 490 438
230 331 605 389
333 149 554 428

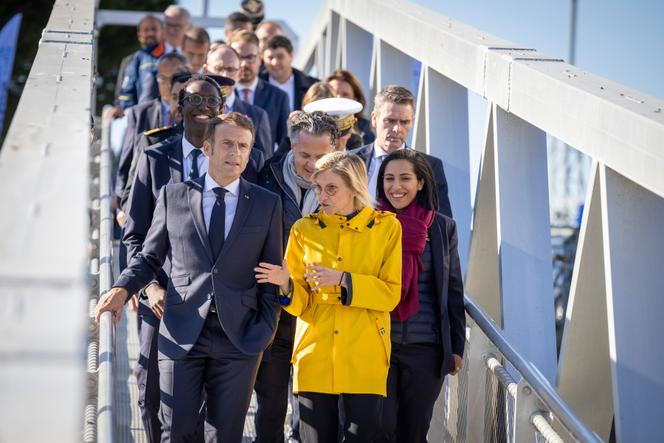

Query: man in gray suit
96 112 283 441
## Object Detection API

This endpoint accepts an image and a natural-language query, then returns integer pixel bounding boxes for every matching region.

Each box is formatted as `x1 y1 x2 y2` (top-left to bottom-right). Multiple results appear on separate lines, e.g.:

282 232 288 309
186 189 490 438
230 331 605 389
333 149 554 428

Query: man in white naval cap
303 97 363 151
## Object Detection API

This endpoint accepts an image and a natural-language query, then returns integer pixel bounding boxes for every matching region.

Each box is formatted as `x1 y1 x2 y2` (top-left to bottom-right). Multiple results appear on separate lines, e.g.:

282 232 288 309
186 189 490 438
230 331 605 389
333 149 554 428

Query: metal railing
297 0 664 441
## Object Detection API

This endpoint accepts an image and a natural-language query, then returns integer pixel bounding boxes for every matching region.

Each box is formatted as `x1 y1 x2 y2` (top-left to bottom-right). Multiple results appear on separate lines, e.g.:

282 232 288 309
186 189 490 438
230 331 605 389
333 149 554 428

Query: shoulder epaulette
143 125 175 136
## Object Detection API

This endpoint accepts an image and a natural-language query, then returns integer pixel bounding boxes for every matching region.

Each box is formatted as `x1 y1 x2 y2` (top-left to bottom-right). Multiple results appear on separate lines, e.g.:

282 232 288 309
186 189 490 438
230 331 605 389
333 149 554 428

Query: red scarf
379 199 435 321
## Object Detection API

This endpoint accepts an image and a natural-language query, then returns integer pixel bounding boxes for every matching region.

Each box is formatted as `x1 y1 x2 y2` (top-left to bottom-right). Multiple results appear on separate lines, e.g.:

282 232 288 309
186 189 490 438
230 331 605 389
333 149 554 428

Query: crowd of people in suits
96 4 465 442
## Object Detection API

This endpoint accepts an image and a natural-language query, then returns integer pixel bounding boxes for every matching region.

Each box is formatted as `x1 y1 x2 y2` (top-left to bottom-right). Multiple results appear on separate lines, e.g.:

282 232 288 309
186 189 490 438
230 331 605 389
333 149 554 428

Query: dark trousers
298 392 383 443
253 337 294 443
136 307 162 443
380 343 444 443
158 312 262 442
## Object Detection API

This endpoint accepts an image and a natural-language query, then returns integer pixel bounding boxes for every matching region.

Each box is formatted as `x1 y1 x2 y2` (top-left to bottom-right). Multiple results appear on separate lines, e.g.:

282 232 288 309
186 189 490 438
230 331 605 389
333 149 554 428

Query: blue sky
182 0 663 99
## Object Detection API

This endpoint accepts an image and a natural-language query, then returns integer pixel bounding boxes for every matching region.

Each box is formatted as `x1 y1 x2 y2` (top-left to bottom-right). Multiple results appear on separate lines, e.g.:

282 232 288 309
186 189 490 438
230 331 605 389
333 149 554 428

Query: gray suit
116 175 283 440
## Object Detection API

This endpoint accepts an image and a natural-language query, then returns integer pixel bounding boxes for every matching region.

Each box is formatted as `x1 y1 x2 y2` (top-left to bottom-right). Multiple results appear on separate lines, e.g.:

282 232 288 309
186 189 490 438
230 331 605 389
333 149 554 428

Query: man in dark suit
205 44 273 159
350 85 453 218
256 111 338 443
231 30 290 151
114 53 189 218
260 35 318 112
111 75 226 443
96 112 283 441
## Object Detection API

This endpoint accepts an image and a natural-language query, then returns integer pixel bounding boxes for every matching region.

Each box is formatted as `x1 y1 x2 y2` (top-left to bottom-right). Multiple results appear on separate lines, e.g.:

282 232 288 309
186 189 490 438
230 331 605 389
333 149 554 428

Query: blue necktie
208 188 227 259
189 149 202 180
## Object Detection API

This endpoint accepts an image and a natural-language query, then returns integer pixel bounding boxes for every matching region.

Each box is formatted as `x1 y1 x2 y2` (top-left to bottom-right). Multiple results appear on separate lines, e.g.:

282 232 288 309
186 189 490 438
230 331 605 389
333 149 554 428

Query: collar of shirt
225 90 236 111
239 76 259 93
182 135 201 160
373 142 405 160
268 73 294 89
204 173 240 198
164 42 181 54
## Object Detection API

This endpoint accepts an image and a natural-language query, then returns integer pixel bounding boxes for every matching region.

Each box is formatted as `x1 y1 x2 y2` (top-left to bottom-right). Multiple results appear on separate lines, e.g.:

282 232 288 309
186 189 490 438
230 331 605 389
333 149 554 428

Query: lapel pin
244 193 250 199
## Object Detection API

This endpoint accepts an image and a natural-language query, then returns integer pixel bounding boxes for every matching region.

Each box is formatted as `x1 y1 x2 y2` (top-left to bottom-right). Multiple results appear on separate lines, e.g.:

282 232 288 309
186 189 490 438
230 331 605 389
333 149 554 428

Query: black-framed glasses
314 184 339 197
183 94 222 108
210 65 239 75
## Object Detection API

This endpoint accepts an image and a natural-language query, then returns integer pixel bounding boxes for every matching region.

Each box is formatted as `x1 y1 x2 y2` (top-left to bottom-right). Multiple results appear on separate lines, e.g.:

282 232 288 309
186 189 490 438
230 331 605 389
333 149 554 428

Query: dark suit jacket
114 98 164 202
259 68 318 111
116 176 283 358
245 78 290 150
123 135 264 289
350 143 453 218
429 213 466 376
232 97 273 160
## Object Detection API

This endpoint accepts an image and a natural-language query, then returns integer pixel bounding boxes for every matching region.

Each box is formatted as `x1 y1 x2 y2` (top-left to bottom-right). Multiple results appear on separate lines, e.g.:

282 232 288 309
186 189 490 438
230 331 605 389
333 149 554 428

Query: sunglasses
183 94 222 108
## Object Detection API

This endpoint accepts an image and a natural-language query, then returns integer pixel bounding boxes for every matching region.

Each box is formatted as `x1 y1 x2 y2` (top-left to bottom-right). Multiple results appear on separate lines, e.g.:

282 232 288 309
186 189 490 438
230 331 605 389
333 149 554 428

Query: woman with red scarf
375 149 466 442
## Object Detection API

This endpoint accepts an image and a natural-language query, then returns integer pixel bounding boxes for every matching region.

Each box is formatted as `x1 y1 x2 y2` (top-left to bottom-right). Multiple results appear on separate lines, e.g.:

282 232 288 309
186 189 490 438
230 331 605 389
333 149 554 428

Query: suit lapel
253 79 265 107
214 178 252 265
151 99 162 128
168 137 184 183
187 178 214 265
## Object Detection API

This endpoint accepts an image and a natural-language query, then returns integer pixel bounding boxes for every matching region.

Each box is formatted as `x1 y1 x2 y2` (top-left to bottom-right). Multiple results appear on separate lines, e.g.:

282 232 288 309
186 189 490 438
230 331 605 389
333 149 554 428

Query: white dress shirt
225 90 236 112
238 77 259 105
268 73 294 112
164 42 182 54
181 135 208 179
367 142 407 199
203 174 240 240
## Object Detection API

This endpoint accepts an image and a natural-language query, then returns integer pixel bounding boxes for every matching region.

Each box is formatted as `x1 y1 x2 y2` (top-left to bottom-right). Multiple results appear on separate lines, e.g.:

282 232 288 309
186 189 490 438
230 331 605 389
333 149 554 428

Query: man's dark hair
265 35 293 54
137 14 162 31
374 85 415 113
376 149 439 211
183 26 211 45
226 11 252 31
290 111 339 147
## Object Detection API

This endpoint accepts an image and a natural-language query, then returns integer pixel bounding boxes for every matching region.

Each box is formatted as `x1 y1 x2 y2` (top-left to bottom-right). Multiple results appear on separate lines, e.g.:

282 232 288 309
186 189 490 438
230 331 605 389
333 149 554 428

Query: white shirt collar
165 42 181 54
181 135 200 160
225 90 236 109
268 73 294 88
239 76 259 92
373 141 405 159
204 173 240 197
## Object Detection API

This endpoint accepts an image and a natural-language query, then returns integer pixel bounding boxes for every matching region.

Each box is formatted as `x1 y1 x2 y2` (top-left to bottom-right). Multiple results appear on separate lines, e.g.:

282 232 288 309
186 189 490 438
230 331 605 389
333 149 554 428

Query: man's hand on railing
95 287 129 325
144 282 166 319
450 354 463 376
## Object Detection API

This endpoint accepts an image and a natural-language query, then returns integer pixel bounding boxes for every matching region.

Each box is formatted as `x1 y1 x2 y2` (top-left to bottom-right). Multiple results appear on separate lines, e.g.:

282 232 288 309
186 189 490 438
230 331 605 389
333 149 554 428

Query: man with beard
231 30 290 151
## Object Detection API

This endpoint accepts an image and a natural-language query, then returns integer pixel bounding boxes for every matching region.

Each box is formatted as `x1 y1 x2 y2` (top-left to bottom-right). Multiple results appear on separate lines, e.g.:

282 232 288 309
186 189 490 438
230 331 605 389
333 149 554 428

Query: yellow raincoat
284 206 402 396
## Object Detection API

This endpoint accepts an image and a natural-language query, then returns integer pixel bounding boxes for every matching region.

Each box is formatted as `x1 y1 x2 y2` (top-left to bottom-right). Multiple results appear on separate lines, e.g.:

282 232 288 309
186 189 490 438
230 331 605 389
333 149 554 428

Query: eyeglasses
183 94 222 108
210 65 239 75
156 74 172 84
313 184 339 197
238 54 258 63
165 21 185 30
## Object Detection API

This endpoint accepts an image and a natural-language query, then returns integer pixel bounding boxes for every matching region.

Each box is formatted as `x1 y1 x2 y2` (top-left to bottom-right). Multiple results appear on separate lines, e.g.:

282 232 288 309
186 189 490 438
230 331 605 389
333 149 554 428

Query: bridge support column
599 165 664 442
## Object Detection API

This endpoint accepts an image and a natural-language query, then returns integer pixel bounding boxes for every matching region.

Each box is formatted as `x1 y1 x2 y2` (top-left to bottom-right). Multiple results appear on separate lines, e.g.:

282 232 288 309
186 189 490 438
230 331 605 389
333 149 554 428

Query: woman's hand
255 261 291 294
305 264 344 290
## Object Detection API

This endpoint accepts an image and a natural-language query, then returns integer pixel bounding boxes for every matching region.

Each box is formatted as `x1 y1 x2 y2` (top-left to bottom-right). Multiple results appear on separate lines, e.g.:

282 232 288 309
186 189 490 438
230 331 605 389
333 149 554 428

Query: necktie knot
188 149 203 179
242 88 250 102
212 187 227 202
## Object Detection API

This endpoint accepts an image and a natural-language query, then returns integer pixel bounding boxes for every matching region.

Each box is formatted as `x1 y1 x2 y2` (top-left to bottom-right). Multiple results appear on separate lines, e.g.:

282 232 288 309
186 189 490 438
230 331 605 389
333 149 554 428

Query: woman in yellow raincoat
255 151 402 442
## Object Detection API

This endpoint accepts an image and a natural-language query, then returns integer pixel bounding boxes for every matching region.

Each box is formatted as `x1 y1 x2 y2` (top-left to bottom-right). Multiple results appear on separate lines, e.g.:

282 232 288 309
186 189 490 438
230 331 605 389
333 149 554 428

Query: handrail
96 108 116 442
464 295 602 443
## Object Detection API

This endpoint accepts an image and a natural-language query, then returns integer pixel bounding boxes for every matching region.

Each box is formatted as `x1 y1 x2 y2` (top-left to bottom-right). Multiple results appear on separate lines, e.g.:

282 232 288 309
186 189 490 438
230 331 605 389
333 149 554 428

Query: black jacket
259 68 318 112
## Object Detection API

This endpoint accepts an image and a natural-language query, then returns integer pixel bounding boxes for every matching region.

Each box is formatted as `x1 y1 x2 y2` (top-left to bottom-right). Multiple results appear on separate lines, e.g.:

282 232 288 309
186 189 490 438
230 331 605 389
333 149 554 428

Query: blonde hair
312 152 372 211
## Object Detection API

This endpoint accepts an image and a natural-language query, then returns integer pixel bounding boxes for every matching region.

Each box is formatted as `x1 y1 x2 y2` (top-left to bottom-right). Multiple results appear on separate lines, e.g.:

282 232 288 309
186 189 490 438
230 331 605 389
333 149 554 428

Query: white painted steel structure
296 0 664 441
0 0 95 441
